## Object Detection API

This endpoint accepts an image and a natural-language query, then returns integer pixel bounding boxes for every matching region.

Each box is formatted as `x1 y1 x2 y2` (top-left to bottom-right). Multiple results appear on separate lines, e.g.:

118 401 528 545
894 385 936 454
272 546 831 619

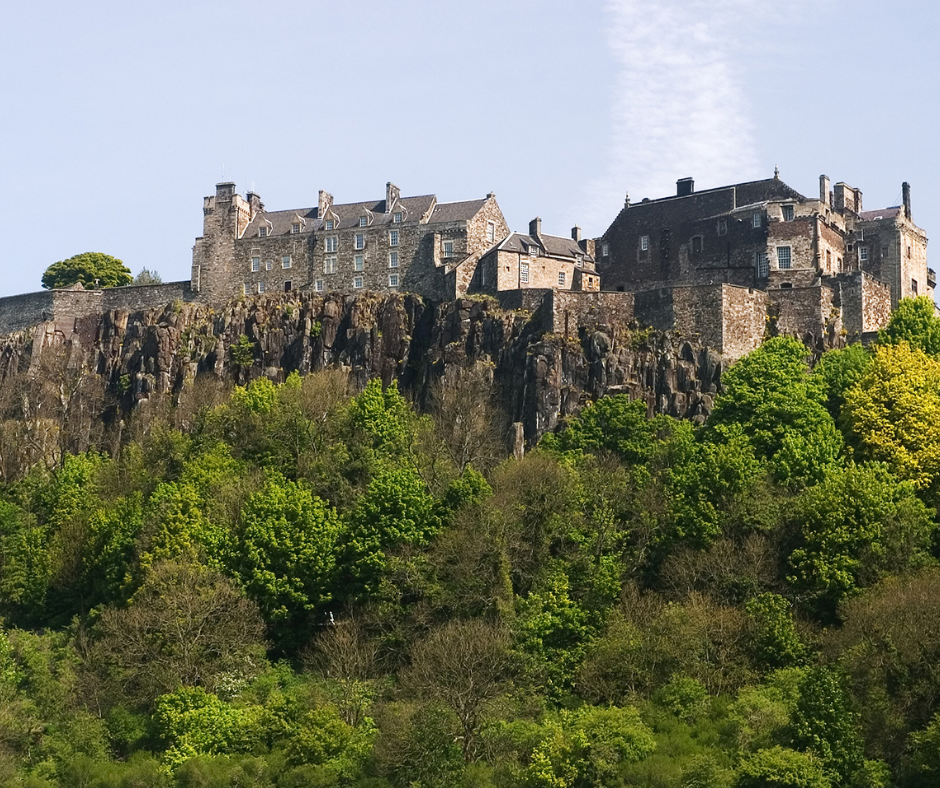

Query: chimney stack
386 182 400 212
903 182 912 220
529 217 542 238
571 225 581 242
819 175 830 205
318 190 333 217
676 177 694 197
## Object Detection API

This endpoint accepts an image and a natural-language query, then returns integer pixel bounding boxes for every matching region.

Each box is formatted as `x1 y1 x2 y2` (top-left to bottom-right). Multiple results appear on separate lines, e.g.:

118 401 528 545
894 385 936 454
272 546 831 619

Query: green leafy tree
813 345 871 418
41 252 132 289
745 593 806 670
734 746 831 788
707 337 843 487
347 379 416 458
231 475 342 629
842 342 940 498
787 463 935 617
905 710 940 788
877 295 940 357
132 267 162 285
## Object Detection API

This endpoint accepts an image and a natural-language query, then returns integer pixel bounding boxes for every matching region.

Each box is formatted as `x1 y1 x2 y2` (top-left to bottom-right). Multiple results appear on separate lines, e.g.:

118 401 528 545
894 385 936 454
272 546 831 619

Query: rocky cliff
0 291 727 449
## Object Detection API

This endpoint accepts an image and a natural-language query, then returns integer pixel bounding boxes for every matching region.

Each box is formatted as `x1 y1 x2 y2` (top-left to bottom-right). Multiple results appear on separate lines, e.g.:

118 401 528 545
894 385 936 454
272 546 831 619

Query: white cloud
580 0 763 231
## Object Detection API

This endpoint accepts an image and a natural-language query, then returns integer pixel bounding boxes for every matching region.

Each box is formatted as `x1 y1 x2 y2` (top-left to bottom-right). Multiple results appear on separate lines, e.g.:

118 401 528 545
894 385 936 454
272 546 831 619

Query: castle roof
858 206 902 221
498 231 594 264
428 199 490 223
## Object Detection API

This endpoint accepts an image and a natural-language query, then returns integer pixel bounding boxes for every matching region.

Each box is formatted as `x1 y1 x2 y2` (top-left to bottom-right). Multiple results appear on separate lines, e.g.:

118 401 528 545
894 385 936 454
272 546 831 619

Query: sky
1 0 938 298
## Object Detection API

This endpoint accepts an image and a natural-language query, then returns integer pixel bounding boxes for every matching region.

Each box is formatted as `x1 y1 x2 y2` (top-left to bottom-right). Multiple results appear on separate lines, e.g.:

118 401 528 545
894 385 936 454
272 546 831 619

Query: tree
812 345 871 418
734 747 831 788
41 252 132 290
877 296 940 357
842 342 940 499
404 619 511 761
132 267 162 285
706 337 843 488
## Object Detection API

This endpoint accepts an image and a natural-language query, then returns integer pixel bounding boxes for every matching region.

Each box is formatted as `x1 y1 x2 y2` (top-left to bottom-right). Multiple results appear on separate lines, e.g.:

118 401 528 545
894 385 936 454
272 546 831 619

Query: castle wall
0 290 57 334
550 291 634 335
102 281 196 312
721 286 769 360
237 234 313 296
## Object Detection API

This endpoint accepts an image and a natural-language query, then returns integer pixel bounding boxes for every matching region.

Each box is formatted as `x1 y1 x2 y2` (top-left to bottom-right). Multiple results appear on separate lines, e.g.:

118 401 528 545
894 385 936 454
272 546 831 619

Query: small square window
520 262 529 284
265 259 273 270
443 240 454 258
325 219 334 231
354 254 364 272
528 243 539 257
257 281 265 294
324 256 337 274
359 216 368 227
558 271 566 286
355 233 365 250
389 251 399 268
282 255 292 269
325 236 338 252
389 274 399 287
776 246 792 269
315 279 324 292
859 246 869 262
291 223 301 234
354 276 363 289
640 235 649 251
393 212 403 223
752 213 762 228
782 205 794 221
717 219 727 236
389 229 399 247
251 256 260 272
259 226 267 238
486 221 495 243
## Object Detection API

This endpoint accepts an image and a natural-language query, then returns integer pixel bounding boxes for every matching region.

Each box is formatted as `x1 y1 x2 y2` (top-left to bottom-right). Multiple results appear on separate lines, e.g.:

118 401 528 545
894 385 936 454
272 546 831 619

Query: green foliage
707 337 843 487
734 746 832 788
132 266 162 285
813 345 871 418
656 674 709 722
745 593 806 670
230 334 255 368
877 295 940 357
347 379 415 457
41 252 132 289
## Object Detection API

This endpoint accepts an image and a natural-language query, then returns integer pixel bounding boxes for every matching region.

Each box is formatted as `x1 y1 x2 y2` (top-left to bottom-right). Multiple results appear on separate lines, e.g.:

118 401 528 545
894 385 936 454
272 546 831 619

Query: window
691 236 702 253
601 243 609 256
355 233 365 250
826 249 831 266
354 276 363 289
756 251 769 278
908 245 912 259
481 265 487 287
242 283 248 295
389 251 399 268
291 223 300 234
912 279 919 295
558 271 566 286
251 256 260 272
640 235 649 251
717 219 727 236
847 244 854 253
442 240 454 258
782 205 794 221
528 243 539 257
781 282 793 289
324 256 337 274
393 212 402 223
859 246 868 262
265 259 273 270
315 279 324 292
752 213 762 228
389 229 399 247
284 281 292 292
257 282 265 294
389 274 399 287
359 216 368 227
282 255 292 269
259 226 267 238
325 236 338 252
520 262 529 284
776 246 792 269
486 221 496 243
354 254 364 272
325 219 334 231
575 255 583 268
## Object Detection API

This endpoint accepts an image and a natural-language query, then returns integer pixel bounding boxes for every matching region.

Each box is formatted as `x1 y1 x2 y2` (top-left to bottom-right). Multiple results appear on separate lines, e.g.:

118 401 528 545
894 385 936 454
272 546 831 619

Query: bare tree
403 619 511 762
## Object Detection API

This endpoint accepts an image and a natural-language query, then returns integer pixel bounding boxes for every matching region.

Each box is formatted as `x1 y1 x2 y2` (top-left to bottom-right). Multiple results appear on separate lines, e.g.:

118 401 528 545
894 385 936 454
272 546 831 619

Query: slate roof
858 207 902 221
428 199 489 223
498 232 594 264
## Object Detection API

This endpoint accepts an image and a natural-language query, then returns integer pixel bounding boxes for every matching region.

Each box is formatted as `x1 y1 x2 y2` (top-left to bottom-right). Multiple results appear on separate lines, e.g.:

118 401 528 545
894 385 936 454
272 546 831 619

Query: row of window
324 252 400 273
251 255 292 271
518 262 567 286
314 274 399 291
244 281 292 294
324 212 404 232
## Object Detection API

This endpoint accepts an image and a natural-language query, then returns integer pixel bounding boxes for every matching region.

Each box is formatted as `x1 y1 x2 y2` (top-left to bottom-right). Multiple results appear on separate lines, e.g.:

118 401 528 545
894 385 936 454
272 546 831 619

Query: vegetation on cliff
2 305 940 787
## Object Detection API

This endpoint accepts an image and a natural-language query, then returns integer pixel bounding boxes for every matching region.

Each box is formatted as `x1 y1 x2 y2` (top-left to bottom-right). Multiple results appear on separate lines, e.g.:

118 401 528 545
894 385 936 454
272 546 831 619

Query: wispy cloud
580 0 762 230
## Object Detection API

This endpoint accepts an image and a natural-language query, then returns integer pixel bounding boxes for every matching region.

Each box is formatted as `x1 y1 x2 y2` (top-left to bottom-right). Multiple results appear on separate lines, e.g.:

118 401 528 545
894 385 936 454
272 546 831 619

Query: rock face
0 292 728 447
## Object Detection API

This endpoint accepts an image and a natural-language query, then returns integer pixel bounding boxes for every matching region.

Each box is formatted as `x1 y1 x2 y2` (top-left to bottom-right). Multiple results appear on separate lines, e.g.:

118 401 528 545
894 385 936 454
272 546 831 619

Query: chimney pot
676 177 694 197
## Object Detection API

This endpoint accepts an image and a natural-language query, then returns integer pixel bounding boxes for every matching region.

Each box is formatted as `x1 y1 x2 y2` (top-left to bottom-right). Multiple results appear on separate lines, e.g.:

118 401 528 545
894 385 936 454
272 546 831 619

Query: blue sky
1 0 938 298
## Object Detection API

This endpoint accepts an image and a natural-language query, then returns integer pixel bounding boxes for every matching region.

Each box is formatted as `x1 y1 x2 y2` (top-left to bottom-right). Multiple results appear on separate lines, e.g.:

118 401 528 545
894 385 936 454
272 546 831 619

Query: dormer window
393 212 403 223
359 216 368 227
442 240 455 258
325 219 334 231
528 244 539 257
291 223 301 234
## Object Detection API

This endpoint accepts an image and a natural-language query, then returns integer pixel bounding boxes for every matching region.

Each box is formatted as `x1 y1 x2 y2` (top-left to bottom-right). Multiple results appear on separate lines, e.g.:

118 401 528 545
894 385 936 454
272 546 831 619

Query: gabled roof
858 206 902 221
428 199 489 223
498 232 594 264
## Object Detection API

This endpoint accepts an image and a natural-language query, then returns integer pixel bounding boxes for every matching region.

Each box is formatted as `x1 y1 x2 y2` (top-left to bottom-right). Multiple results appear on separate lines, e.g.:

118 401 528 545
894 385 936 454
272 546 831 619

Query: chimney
386 182 400 212
571 225 581 242
529 217 542 238
903 182 912 220
676 177 694 197
215 182 236 200
246 191 263 214
624 192 630 209
819 175 830 204
854 188 863 213
318 190 333 217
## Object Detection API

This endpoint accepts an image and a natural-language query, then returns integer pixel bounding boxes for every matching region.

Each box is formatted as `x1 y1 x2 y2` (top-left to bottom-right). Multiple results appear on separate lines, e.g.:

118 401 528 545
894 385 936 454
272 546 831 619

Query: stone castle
0 172 931 361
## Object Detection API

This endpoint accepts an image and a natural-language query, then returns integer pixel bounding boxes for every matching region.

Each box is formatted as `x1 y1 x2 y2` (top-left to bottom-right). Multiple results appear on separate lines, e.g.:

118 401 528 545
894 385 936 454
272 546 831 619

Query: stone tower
191 182 255 304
